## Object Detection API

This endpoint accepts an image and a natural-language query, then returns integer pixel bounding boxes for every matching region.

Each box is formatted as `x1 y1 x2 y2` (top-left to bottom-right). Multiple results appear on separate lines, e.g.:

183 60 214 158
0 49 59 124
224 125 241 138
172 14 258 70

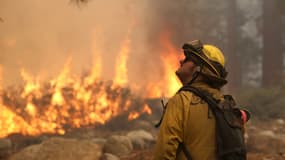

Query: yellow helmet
202 45 225 67
182 40 227 79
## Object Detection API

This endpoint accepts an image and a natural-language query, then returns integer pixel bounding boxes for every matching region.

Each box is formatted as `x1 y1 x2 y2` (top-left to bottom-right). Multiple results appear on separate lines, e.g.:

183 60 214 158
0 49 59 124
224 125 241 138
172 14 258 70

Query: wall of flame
0 0 183 138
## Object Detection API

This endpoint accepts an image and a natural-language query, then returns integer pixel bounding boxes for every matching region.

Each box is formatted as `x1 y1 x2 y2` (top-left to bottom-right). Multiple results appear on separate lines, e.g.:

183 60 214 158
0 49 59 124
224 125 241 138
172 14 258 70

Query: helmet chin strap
187 65 203 85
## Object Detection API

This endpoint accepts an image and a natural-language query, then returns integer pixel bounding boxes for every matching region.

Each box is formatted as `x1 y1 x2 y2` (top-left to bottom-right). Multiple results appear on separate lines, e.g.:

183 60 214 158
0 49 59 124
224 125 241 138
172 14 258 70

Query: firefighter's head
176 40 228 88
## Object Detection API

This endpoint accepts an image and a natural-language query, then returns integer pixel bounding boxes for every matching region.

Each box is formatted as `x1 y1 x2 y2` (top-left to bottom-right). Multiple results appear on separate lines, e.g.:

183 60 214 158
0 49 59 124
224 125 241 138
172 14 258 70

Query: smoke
0 0 146 86
0 0 224 92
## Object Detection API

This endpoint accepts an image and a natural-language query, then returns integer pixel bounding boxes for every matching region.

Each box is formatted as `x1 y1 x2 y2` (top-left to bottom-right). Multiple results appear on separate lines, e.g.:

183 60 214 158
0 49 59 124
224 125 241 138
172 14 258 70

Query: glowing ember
128 104 152 121
142 104 152 115
128 112 139 120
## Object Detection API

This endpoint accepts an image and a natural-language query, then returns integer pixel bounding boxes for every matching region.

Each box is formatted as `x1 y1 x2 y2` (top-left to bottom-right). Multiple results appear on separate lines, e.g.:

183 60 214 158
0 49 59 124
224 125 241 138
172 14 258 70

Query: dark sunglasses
182 55 199 65
182 57 191 63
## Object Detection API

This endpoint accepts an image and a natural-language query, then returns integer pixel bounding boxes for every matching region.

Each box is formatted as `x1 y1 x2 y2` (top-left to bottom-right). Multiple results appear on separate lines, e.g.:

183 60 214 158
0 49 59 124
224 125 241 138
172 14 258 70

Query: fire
146 30 182 98
159 31 182 96
0 104 31 138
0 26 185 138
20 69 41 98
114 28 132 86
84 37 102 85
128 112 139 121
0 65 2 91
25 102 37 117
0 59 136 137
84 55 101 85
128 104 152 121
114 38 130 86
51 91 65 106
142 104 152 115
161 52 181 96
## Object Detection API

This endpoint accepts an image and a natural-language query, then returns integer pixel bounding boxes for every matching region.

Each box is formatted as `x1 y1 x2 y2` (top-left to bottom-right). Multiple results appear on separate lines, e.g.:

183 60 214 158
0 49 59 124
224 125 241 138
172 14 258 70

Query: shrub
236 87 285 120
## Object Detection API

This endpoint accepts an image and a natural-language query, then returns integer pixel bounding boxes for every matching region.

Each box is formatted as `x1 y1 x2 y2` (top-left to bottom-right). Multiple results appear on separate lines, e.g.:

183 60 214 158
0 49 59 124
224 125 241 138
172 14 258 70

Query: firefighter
153 40 229 160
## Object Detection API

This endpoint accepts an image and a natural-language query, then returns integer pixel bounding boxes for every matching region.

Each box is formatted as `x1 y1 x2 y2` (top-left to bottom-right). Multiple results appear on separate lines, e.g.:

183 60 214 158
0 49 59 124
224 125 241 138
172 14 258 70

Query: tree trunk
227 0 241 93
262 0 283 87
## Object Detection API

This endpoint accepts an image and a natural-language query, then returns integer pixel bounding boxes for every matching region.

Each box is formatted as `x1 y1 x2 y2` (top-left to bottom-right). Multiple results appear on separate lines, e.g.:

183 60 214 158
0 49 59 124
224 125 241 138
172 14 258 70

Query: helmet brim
183 48 221 78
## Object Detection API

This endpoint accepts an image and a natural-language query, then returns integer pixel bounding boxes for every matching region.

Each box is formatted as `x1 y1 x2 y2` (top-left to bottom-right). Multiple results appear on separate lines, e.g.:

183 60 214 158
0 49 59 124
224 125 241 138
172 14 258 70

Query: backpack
179 85 248 160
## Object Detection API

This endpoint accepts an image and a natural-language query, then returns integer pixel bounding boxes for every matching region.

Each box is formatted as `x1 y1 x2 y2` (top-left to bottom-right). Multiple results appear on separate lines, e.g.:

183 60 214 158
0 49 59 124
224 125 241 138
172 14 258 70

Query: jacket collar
186 81 224 101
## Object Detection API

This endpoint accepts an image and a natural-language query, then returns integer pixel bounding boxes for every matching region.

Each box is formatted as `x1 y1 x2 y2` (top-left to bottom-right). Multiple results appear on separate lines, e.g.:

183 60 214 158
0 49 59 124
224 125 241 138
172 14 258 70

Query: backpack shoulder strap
179 85 219 112
177 85 220 160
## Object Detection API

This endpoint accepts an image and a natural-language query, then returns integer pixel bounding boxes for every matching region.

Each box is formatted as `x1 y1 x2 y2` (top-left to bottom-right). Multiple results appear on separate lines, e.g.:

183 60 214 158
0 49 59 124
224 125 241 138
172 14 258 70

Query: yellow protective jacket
153 82 224 160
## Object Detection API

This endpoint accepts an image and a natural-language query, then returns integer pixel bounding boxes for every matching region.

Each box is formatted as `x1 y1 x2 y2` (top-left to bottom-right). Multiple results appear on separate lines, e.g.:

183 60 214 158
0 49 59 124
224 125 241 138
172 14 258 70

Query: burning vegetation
0 61 152 138
0 30 181 138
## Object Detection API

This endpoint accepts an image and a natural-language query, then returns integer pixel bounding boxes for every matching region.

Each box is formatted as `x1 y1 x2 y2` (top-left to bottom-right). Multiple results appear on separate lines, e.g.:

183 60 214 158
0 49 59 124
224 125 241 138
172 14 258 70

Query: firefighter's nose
179 59 184 66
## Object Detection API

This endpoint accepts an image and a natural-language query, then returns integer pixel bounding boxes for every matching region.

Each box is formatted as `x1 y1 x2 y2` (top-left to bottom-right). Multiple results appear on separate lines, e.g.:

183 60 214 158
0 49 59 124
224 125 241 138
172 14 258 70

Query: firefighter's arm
153 94 184 159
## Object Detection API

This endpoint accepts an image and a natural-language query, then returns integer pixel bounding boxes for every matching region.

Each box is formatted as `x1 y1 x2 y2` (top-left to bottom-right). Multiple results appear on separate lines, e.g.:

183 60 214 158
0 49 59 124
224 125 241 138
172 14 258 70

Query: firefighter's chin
176 68 196 85
175 69 185 85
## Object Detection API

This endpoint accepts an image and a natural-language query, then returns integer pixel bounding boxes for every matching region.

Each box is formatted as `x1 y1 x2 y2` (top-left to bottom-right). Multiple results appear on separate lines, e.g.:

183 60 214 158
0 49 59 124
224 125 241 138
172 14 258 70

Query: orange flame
84 37 102 85
114 38 130 86
128 104 152 121
20 69 41 98
0 62 130 137
114 28 132 86
128 112 139 120
0 65 2 91
142 104 152 115
25 102 37 117
0 27 182 138
146 30 182 98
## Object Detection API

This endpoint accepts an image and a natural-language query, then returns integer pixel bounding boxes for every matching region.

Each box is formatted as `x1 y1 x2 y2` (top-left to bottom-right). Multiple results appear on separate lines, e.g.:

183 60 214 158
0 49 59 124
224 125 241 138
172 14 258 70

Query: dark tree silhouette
262 0 283 87
226 0 241 92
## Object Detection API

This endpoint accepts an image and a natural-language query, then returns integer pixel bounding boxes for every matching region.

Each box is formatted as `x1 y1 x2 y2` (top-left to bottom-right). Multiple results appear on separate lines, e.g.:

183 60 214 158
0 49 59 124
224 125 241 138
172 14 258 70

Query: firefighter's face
176 56 197 85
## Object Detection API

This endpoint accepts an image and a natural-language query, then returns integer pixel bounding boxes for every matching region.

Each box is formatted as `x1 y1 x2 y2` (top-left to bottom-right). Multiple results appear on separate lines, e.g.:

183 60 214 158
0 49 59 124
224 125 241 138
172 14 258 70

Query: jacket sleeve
153 93 185 159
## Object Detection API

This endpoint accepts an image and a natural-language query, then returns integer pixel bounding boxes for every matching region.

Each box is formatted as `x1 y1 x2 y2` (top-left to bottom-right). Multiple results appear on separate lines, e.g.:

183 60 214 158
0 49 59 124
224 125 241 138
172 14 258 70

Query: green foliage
237 87 285 120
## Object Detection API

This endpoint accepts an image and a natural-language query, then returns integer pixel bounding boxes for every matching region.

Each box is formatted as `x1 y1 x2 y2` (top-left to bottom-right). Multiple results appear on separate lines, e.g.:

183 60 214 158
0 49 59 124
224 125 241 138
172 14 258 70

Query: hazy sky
1 0 236 91
0 0 162 87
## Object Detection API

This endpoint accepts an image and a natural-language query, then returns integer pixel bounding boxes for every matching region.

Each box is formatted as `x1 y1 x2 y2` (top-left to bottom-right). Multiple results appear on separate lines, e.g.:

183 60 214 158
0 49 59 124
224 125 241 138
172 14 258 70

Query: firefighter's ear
195 66 201 72
191 66 201 79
